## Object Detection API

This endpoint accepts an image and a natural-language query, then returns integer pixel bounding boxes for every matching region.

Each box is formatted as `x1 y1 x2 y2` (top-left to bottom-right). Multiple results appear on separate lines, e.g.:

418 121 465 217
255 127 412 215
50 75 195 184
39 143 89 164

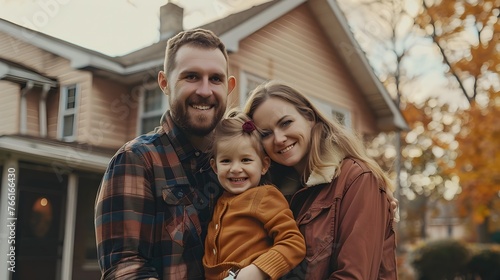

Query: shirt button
195 151 200 157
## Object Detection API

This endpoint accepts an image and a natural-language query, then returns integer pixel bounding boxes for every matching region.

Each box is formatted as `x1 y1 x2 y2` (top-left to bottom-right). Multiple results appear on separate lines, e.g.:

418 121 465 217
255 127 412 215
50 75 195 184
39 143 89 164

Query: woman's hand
235 264 267 280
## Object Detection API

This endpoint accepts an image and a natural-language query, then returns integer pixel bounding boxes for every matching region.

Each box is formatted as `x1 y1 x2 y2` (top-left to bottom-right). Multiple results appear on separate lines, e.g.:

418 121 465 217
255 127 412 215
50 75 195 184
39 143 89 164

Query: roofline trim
0 19 160 76
0 136 111 172
0 61 58 87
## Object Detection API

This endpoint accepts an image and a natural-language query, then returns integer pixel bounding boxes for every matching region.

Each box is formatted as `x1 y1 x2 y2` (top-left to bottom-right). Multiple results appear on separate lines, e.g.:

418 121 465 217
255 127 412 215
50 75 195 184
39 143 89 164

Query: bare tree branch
421 1 472 103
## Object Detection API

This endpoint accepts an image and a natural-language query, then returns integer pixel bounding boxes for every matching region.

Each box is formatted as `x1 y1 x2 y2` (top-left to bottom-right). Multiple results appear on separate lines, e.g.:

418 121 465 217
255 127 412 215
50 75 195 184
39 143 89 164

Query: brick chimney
159 1 184 40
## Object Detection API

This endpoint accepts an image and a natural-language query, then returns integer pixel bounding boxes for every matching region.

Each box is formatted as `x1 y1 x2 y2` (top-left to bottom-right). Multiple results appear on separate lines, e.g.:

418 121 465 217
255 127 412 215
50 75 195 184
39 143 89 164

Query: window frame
57 84 79 141
309 96 352 128
239 71 266 109
136 84 168 135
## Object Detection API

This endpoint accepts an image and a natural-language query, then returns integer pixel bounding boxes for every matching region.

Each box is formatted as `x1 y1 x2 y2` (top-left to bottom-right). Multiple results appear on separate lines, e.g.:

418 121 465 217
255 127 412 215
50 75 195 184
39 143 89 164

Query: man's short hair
164 28 229 77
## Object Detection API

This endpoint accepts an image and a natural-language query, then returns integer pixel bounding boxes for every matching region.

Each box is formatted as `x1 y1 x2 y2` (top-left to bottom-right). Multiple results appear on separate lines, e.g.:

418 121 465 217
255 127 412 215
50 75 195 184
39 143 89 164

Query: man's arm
95 149 158 280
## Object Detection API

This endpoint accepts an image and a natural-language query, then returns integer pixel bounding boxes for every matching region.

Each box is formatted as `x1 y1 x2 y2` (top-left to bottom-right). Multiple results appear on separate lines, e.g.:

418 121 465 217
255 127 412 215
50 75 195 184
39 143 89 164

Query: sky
0 0 469 107
0 0 270 56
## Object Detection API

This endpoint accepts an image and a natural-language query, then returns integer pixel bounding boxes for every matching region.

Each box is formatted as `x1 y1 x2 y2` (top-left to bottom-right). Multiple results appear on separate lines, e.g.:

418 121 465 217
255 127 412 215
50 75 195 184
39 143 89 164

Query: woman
243 81 397 279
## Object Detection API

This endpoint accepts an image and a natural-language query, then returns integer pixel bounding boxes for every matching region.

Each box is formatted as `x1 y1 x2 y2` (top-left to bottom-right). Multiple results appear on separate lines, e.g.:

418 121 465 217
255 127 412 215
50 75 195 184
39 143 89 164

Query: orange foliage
401 102 430 127
450 89 500 224
415 0 500 226
416 0 500 100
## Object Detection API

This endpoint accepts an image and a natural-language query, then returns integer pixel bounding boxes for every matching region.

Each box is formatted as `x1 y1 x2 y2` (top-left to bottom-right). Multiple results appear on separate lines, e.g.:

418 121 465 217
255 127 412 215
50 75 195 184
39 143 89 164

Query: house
0 0 407 279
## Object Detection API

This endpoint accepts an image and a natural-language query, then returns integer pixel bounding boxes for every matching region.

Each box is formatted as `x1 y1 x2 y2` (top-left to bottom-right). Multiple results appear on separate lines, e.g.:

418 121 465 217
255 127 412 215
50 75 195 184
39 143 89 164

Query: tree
401 98 461 239
416 0 500 242
341 0 500 243
339 0 460 243
447 88 500 241
416 0 500 102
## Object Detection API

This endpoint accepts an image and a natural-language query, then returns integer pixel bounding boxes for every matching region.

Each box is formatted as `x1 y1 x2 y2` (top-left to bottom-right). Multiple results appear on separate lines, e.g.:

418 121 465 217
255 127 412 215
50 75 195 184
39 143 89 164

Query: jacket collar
304 167 337 187
304 151 345 187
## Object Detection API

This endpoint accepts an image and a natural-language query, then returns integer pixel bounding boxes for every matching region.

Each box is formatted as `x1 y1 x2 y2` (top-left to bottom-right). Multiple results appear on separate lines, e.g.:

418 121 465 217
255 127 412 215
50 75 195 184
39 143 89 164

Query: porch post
60 173 78 280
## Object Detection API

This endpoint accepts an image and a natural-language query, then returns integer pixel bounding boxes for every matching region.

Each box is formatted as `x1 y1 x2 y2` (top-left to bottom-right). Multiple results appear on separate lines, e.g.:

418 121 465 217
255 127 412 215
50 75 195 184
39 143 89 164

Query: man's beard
170 103 225 137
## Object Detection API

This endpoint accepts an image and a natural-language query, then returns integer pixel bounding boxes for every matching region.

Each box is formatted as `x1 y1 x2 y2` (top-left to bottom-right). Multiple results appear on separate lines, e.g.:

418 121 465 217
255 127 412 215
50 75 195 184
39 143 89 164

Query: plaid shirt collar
161 111 213 173
161 111 197 161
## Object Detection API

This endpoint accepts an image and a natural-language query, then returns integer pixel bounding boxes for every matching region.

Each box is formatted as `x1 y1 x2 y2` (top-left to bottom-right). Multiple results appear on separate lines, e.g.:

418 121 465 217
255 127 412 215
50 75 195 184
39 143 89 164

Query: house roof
117 0 281 65
0 58 57 88
0 0 407 132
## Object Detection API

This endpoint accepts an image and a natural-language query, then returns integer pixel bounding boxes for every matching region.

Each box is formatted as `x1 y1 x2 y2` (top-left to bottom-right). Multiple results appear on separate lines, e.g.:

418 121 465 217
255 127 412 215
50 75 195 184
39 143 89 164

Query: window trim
57 84 79 141
330 104 352 128
136 84 168 135
309 96 352 128
239 71 266 109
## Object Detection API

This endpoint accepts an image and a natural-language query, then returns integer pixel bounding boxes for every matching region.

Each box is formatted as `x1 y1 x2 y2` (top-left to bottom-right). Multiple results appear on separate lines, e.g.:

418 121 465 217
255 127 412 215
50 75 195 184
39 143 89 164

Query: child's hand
235 264 267 280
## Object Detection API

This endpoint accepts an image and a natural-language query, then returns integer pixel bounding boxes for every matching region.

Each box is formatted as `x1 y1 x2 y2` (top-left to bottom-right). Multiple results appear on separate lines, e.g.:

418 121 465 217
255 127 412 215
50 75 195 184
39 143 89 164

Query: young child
203 110 306 280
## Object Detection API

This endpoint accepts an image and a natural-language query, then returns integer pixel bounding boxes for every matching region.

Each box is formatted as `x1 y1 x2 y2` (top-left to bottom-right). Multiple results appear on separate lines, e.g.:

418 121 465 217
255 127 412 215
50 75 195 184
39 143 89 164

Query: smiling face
252 97 315 174
158 45 235 137
210 137 270 195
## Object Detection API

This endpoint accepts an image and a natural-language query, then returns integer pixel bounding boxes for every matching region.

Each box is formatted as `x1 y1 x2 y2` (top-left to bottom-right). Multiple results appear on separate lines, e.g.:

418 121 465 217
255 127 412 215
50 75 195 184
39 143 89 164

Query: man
95 28 236 279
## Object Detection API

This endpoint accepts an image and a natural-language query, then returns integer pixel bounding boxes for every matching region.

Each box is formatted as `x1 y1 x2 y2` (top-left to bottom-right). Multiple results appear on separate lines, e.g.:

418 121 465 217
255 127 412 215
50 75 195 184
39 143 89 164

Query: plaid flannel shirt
95 112 221 280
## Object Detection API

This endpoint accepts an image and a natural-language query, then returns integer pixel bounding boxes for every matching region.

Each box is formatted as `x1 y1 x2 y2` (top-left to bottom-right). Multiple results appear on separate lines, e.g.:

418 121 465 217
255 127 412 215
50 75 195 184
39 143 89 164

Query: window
138 87 168 135
310 97 352 128
332 109 351 127
239 71 266 108
58 85 79 141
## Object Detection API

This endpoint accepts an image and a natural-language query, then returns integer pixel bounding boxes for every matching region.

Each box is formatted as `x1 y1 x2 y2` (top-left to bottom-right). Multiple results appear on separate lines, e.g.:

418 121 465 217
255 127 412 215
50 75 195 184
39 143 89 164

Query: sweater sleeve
330 171 392 280
252 186 306 280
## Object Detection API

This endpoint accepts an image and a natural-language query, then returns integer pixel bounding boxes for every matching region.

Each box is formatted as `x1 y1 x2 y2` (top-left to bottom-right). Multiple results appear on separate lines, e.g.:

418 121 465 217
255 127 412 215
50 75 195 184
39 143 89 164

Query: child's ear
210 158 217 174
261 156 271 175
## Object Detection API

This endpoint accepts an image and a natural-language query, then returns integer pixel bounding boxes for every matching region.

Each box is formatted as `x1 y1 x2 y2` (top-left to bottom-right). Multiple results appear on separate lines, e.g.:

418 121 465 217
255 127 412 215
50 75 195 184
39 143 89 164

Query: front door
13 166 66 280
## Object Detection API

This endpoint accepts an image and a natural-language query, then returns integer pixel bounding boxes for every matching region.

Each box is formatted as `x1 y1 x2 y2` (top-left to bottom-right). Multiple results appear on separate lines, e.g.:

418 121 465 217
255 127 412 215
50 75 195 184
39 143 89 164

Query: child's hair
210 108 266 161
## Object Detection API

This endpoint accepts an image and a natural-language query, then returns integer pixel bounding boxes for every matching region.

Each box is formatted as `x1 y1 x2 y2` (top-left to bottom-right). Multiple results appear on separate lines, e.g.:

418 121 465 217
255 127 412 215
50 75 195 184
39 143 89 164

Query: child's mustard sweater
203 185 305 280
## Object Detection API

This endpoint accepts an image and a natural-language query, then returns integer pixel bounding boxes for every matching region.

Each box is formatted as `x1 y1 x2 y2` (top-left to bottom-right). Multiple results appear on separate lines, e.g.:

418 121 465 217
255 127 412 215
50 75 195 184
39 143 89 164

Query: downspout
39 84 50 137
20 81 34 134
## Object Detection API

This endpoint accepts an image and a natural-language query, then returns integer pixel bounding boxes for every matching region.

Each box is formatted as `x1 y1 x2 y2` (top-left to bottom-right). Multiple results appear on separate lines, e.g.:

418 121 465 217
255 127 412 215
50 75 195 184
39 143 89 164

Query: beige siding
39 54 92 143
126 86 139 141
0 32 54 73
0 33 70 77
0 81 20 134
90 77 135 149
0 31 97 142
229 4 378 134
47 90 59 139
25 88 41 136
0 30 132 147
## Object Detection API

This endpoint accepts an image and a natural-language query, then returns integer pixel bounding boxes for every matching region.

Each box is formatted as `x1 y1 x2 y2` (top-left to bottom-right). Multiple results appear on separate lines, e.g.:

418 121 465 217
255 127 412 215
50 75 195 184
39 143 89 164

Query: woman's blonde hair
243 80 394 192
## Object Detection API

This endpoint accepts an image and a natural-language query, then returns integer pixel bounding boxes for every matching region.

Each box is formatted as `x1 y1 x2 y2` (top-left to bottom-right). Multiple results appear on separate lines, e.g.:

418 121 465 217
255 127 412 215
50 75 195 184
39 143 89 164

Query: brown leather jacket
283 158 397 279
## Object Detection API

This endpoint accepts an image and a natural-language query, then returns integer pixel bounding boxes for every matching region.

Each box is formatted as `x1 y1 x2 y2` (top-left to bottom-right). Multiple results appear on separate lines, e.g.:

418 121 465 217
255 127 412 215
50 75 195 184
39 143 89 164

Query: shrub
467 244 500 280
410 239 470 280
